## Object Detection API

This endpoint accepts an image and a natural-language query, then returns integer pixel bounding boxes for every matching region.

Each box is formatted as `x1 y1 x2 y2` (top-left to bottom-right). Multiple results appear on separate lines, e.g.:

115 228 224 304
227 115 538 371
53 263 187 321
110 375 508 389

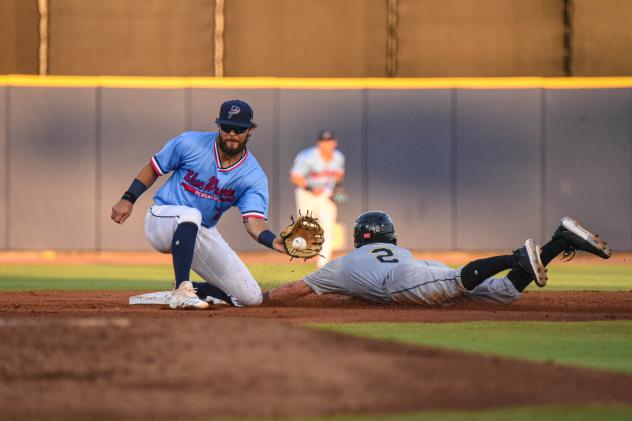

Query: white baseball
292 237 307 250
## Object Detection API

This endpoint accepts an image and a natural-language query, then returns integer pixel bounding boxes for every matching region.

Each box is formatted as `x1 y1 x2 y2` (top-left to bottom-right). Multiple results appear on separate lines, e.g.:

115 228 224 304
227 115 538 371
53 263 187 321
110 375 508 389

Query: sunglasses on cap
219 124 249 134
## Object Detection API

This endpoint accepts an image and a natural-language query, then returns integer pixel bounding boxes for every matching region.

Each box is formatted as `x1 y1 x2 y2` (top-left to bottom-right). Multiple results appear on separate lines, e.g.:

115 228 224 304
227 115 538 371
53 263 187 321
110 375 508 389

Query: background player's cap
216 99 256 128
317 129 336 141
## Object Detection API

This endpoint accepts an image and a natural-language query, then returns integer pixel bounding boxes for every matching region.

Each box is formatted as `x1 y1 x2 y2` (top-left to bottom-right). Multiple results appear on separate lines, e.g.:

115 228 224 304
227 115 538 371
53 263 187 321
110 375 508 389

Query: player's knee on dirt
232 289 263 307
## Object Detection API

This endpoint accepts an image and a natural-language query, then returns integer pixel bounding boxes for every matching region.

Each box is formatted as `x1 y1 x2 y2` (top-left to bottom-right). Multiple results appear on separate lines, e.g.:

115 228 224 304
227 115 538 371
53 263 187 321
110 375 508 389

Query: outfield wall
1 77 631 251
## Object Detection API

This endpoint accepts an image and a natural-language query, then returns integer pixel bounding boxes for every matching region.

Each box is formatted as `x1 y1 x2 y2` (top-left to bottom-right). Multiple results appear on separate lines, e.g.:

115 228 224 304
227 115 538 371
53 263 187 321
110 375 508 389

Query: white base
128 290 230 306
129 291 172 305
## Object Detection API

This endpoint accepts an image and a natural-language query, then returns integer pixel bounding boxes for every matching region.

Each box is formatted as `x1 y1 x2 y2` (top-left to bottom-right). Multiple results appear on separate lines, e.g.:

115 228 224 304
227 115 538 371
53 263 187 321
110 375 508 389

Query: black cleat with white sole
513 239 548 287
553 217 612 260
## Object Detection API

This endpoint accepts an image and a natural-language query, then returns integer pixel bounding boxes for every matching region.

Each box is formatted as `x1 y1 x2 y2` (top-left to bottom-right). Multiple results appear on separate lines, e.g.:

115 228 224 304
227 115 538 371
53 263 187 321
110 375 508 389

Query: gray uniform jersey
304 243 410 302
303 243 521 306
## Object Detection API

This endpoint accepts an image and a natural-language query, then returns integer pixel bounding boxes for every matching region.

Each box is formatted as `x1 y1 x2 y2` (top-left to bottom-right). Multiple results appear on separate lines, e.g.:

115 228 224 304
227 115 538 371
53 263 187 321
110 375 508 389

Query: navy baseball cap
317 129 336 141
215 99 256 128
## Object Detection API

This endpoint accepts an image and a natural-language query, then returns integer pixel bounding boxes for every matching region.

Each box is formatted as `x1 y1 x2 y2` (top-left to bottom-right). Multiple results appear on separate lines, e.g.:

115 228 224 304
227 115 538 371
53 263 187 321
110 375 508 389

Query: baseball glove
280 212 324 260
332 186 348 204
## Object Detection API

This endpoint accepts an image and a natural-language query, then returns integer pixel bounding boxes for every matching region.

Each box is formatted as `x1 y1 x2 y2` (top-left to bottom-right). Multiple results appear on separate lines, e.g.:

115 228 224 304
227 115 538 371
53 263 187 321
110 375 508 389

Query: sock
460 255 515 291
191 282 234 306
508 237 568 292
172 222 198 288
540 237 568 266
507 268 532 292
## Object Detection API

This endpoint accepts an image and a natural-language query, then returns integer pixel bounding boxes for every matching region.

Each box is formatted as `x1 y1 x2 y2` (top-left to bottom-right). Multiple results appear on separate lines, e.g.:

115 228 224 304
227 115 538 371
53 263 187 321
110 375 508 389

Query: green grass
528 264 632 291
1 262 631 419
314 321 632 373
0 261 629 292
214 405 632 421
0 263 315 291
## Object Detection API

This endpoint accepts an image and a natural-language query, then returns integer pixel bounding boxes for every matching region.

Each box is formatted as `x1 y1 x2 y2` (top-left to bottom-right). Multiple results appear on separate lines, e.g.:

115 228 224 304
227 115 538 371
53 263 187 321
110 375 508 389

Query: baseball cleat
169 281 210 310
514 239 547 287
553 217 612 260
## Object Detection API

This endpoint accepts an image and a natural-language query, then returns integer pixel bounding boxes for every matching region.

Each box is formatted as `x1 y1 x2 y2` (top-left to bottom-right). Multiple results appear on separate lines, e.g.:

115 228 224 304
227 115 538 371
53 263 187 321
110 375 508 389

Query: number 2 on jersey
370 248 399 263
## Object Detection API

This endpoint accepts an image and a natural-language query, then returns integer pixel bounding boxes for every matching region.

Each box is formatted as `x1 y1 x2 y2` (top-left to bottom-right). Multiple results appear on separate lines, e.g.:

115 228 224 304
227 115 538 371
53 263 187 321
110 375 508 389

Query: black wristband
257 230 276 249
121 191 136 203
121 178 148 204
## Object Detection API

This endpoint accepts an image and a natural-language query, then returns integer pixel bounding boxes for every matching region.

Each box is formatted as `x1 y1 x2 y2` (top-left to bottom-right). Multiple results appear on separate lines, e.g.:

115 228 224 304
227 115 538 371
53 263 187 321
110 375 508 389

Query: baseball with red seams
292 237 307 250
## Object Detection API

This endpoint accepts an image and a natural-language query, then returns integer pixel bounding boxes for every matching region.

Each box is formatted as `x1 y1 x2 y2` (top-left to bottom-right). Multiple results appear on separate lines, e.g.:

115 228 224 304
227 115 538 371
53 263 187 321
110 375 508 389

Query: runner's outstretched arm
262 279 315 304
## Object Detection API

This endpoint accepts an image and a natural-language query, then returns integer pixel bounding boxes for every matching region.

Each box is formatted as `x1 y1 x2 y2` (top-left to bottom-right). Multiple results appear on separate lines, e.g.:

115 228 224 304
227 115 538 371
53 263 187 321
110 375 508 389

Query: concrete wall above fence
1 76 631 251
5 1 632 77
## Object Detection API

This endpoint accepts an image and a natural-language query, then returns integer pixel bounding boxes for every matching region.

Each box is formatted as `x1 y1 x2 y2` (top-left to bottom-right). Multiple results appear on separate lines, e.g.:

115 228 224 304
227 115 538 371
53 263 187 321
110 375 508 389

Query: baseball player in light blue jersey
290 129 346 268
112 99 288 309
263 211 612 306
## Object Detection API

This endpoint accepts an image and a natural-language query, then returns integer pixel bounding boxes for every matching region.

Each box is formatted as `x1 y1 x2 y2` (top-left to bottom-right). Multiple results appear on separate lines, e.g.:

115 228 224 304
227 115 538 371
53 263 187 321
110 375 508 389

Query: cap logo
227 105 241 119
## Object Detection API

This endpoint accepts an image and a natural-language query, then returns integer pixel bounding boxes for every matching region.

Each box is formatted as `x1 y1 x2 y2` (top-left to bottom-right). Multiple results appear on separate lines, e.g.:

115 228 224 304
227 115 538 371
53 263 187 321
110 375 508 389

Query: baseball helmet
353 211 397 248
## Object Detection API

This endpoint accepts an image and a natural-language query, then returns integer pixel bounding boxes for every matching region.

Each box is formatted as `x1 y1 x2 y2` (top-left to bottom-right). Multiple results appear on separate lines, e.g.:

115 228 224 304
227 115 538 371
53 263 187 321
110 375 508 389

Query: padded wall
544 89 632 250
225 0 387 77
7 87 97 249
0 87 6 248
190 89 276 250
456 89 542 249
278 90 364 250
366 90 452 249
397 0 564 77
99 88 186 250
3 85 631 251
48 0 214 76
0 0 38 74
5 1 632 77
574 0 632 76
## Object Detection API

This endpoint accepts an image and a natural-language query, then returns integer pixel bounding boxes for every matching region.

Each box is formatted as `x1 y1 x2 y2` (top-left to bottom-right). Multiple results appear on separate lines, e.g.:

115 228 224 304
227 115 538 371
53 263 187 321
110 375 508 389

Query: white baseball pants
294 188 337 268
144 205 262 307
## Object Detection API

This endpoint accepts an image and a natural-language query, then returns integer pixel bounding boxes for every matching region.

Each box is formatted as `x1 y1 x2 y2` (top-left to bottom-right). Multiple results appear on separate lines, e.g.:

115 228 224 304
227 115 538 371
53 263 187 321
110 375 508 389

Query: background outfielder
111 99 289 309
290 129 346 268
264 211 612 306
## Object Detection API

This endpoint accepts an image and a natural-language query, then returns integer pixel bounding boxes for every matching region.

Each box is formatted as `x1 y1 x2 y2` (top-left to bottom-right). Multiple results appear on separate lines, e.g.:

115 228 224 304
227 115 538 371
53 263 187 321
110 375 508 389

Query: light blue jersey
150 131 268 227
290 147 345 194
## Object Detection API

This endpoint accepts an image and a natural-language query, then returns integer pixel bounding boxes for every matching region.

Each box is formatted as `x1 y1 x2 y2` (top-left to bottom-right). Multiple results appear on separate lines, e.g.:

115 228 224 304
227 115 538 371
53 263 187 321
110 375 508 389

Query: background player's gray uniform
303 243 521 306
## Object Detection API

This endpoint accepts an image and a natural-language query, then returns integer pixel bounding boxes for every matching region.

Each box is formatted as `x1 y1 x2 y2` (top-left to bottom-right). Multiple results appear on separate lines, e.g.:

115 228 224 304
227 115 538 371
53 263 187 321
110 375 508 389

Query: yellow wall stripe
2 74 632 89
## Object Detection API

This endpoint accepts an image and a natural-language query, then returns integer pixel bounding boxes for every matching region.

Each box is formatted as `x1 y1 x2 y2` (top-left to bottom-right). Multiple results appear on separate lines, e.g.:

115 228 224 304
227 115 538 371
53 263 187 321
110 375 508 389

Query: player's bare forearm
262 279 314 304
290 173 308 189
243 217 286 253
135 162 159 188
111 162 159 224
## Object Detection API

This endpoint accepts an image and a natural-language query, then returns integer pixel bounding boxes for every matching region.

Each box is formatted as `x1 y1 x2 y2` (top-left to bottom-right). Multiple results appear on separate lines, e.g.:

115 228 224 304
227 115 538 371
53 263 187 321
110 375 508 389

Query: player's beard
218 133 250 156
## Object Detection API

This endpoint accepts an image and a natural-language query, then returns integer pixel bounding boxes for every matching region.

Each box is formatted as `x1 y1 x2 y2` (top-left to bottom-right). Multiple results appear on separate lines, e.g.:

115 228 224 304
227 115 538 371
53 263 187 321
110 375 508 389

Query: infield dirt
1 290 632 420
